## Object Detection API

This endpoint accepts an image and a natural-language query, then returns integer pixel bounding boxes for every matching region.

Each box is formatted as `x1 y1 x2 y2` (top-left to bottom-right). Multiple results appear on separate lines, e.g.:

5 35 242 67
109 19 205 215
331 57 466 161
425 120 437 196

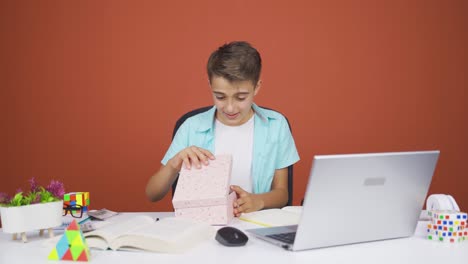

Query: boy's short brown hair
207 41 262 85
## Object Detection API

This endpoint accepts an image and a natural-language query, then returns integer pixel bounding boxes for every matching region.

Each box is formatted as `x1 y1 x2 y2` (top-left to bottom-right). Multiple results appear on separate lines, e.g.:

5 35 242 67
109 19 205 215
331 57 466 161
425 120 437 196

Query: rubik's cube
64 192 90 212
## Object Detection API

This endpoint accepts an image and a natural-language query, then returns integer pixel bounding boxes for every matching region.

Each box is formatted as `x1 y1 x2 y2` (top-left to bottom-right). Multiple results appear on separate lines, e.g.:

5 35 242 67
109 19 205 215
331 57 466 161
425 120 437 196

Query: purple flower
46 180 65 199
0 192 11 204
15 188 23 194
28 177 40 192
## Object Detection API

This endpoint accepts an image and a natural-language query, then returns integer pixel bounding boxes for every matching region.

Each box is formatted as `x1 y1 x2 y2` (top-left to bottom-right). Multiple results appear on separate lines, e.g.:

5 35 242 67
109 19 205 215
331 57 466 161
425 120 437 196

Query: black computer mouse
215 226 248 247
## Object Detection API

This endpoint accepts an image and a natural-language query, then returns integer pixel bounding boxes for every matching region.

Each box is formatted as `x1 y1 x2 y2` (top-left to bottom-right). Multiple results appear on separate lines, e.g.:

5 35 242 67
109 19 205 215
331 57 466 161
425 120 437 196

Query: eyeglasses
63 204 83 218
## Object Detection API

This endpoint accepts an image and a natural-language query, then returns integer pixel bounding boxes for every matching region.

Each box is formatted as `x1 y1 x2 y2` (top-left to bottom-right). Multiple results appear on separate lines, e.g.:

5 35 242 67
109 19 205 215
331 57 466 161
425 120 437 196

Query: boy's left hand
230 185 264 217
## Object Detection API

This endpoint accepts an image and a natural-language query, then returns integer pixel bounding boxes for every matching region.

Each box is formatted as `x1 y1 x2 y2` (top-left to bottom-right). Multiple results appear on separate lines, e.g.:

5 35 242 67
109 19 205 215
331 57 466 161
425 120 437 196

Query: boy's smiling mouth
224 112 239 119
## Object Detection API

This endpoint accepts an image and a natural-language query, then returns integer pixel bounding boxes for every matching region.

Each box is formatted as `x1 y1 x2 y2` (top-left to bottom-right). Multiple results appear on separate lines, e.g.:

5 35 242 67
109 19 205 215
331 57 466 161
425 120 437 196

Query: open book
84 215 214 253
239 206 302 227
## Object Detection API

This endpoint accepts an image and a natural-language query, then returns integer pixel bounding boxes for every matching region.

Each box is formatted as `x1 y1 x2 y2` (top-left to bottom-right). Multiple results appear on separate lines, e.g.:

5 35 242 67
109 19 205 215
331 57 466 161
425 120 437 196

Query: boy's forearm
254 188 289 209
145 164 179 202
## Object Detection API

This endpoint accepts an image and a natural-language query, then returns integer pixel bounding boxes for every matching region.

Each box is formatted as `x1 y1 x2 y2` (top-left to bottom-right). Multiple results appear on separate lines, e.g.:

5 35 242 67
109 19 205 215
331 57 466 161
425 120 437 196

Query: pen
78 217 91 225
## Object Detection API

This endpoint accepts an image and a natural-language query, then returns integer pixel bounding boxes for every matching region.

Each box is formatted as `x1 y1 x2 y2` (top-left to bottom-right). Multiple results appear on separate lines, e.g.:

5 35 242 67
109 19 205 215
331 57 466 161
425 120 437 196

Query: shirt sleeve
161 120 190 165
275 115 300 169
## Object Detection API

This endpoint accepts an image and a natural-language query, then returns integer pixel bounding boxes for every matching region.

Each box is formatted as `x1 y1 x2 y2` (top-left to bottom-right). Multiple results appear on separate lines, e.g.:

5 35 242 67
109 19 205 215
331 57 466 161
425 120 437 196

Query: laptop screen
293 150 439 250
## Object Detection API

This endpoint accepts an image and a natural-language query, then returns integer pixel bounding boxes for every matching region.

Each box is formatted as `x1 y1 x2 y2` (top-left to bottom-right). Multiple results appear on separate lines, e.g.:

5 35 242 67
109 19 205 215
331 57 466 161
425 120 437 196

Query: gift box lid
173 154 233 209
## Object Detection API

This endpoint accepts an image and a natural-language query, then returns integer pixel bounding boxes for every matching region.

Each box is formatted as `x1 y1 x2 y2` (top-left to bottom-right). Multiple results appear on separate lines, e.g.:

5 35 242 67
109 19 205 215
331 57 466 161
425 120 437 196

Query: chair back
171 106 294 206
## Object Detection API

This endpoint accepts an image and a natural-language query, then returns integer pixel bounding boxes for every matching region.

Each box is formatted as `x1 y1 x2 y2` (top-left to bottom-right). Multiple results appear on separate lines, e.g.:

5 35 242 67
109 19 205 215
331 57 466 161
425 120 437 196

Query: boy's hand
168 146 215 171
231 185 265 216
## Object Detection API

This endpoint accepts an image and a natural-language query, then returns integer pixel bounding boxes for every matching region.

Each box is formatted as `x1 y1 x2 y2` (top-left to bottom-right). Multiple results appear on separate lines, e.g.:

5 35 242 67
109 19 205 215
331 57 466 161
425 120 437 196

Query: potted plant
0 178 65 242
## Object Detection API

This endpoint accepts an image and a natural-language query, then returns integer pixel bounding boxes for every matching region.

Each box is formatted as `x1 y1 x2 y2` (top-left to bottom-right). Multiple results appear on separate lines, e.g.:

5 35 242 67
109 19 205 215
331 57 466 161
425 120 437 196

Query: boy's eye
215 96 225 100
237 97 246 101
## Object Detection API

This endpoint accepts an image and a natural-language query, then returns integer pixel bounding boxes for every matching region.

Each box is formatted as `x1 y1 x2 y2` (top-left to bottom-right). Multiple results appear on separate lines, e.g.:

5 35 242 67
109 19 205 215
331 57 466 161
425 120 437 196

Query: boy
145 41 299 215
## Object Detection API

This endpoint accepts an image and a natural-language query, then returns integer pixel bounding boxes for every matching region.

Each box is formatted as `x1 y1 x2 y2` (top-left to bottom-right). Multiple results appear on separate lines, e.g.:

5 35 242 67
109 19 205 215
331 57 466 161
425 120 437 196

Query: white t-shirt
214 115 254 192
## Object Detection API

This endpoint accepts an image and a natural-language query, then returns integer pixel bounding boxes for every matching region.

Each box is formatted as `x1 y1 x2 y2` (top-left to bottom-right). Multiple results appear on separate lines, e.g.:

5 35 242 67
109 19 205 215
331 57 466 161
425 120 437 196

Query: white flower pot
0 201 63 240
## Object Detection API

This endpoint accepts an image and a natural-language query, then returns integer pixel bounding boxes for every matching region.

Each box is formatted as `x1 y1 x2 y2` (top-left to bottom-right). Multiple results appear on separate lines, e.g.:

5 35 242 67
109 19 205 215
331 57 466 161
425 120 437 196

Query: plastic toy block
63 192 90 212
48 220 90 262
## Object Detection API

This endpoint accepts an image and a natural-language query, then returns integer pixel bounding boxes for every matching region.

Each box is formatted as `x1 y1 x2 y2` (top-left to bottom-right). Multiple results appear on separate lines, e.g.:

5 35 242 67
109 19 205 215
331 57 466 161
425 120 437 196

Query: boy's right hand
168 146 215 171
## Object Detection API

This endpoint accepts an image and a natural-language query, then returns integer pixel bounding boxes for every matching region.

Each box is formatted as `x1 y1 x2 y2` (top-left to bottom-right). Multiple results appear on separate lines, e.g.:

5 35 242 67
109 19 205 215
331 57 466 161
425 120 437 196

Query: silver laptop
246 150 440 251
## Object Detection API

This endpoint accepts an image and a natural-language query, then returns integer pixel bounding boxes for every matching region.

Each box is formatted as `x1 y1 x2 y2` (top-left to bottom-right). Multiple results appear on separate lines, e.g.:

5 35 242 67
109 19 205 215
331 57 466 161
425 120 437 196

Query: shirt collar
252 103 275 124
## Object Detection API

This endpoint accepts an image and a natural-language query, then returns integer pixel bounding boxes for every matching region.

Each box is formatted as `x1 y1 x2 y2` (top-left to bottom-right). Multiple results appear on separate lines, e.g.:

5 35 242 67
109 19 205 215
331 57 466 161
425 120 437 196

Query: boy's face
210 76 260 126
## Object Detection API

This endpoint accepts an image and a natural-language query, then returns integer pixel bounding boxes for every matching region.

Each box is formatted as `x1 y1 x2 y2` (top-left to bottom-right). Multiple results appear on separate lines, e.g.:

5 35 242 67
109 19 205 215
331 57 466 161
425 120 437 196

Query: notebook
246 150 440 251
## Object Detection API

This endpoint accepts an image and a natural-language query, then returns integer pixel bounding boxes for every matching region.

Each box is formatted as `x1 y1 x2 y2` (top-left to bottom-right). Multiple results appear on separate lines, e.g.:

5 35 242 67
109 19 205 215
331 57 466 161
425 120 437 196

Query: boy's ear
254 80 262 96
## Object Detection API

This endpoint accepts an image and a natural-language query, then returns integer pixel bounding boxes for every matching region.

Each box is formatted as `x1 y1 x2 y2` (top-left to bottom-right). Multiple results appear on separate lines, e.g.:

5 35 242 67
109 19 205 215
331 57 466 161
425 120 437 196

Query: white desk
0 212 467 264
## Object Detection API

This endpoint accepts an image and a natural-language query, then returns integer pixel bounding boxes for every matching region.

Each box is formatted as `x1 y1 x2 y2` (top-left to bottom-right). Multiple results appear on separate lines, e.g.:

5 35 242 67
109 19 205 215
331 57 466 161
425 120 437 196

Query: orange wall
1 0 467 212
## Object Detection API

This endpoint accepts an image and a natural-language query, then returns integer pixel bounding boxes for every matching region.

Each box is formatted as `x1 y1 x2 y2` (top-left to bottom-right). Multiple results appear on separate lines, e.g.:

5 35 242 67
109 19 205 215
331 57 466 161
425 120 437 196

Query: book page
109 217 214 253
84 215 154 249
84 237 109 250
239 208 301 227
281 206 303 215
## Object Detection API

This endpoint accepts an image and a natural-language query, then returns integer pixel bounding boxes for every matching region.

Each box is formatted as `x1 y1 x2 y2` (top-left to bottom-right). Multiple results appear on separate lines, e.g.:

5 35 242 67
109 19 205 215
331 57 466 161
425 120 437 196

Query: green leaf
10 192 24 206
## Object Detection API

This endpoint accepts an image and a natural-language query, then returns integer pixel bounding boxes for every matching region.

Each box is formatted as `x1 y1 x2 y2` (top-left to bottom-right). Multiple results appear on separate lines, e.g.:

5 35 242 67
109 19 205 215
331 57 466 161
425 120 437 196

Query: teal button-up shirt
161 104 300 194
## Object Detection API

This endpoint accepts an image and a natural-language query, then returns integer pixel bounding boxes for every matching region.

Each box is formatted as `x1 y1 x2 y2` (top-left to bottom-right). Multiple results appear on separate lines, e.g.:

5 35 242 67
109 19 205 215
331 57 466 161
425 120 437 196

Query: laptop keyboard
266 232 296 244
